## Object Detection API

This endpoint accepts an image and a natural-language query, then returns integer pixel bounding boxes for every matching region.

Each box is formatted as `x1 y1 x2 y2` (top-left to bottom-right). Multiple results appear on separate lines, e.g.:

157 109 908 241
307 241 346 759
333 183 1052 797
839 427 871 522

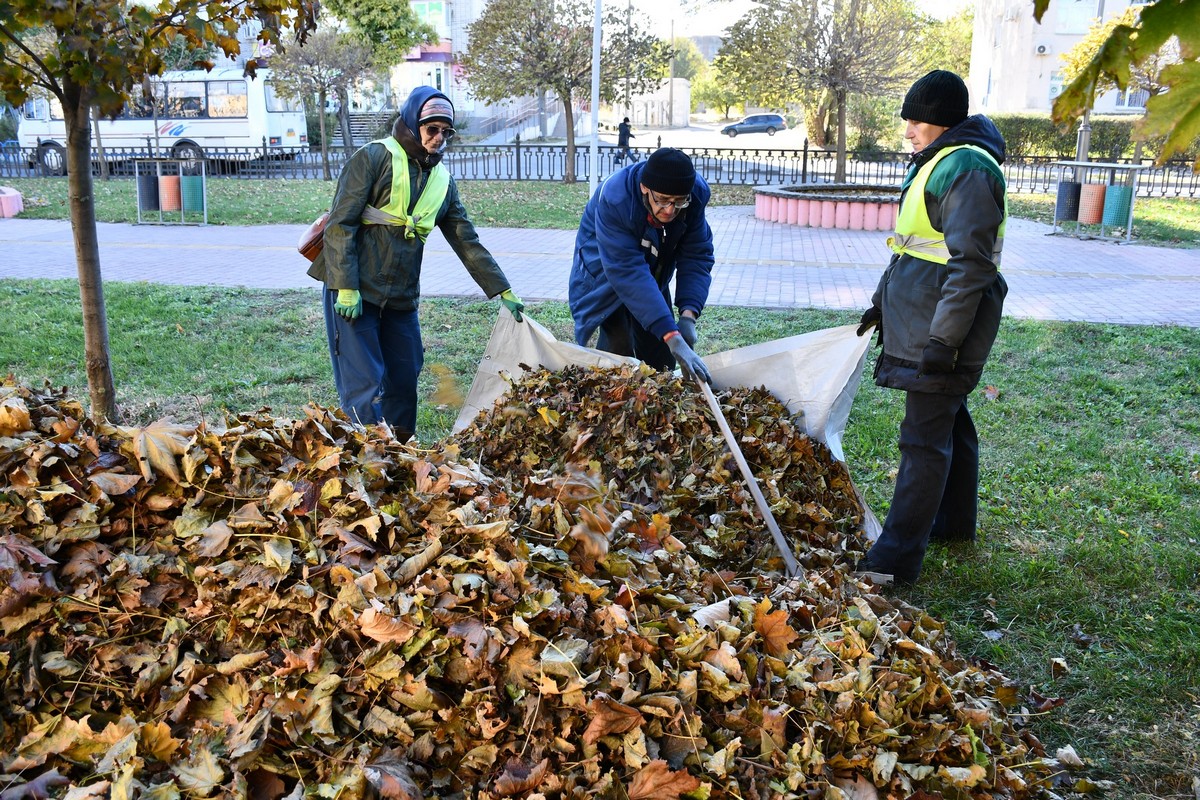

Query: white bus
17 67 307 173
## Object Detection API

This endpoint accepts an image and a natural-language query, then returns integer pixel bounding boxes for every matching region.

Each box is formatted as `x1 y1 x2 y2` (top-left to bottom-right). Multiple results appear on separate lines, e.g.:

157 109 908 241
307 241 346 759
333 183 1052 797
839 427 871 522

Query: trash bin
159 175 182 212
1102 185 1133 228
1054 180 1081 222
181 175 204 213
137 172 159 212
1078 184 1106 225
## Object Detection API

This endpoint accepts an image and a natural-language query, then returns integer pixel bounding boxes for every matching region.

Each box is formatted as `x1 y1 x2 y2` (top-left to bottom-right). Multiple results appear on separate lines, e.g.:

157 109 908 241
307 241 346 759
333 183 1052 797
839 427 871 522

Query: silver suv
721 114 787 137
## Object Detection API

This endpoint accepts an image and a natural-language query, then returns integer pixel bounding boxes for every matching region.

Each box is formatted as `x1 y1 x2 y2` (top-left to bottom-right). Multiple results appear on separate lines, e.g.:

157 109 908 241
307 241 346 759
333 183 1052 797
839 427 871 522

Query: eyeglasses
422 124 456 141
646 190 691 211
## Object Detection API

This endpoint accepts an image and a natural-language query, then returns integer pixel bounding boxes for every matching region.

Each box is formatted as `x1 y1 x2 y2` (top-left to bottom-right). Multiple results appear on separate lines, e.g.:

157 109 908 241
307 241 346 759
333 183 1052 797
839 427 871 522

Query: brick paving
1 205 1198 327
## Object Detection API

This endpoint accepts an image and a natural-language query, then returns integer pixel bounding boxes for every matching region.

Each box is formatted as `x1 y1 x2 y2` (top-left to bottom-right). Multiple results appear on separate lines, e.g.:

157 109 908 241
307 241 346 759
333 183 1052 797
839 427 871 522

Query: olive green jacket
307 139 511 310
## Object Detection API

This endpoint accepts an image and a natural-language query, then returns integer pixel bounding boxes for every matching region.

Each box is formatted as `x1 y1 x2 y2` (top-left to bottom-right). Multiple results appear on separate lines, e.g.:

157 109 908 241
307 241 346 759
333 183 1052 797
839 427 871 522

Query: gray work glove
677 315 697 347
666 335 712 384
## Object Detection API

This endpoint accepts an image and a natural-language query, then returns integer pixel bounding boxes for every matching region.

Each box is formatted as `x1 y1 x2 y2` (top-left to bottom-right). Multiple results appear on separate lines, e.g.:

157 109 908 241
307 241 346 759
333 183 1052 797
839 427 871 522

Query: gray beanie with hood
391 86 454 168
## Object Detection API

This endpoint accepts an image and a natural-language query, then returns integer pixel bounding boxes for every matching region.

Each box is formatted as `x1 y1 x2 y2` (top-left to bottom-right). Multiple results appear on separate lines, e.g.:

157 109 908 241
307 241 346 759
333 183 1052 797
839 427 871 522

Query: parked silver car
721 114 787 137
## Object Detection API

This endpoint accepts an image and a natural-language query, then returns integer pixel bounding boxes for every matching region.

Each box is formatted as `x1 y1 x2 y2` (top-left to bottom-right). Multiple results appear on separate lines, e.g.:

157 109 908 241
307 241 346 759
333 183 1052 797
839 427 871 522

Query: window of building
1057 0 1099 34
1116 85 1150 109
412 1 446 26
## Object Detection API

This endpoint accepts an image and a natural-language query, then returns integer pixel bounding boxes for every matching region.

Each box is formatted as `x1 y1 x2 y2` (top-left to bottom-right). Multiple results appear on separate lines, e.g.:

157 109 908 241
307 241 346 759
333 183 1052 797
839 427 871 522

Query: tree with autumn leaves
459 0 670 184
0 0 319 422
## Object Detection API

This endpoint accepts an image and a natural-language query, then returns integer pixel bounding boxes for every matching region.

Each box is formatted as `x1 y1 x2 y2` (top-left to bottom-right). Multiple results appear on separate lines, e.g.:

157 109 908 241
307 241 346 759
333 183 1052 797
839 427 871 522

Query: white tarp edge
454 310 881 540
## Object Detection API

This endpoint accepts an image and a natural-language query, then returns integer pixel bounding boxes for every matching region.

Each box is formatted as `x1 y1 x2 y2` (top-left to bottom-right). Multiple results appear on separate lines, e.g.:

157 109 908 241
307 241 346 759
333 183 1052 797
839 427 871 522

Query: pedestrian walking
614 117 640 164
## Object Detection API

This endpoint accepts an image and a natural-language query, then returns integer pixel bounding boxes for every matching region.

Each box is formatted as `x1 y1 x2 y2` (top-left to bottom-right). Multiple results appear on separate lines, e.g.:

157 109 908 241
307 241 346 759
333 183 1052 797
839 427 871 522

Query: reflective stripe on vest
362 137 450 242
887 144 1007 266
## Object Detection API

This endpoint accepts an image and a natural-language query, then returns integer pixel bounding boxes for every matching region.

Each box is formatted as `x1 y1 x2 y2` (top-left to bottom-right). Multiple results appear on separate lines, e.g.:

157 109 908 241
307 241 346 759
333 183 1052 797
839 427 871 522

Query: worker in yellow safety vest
308 87 525 440
853 69 1009 585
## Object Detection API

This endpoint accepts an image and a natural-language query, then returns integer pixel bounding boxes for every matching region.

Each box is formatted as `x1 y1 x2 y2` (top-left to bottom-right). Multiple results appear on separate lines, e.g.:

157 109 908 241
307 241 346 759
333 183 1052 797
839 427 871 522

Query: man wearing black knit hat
569 147 715 383
853 69 1009 585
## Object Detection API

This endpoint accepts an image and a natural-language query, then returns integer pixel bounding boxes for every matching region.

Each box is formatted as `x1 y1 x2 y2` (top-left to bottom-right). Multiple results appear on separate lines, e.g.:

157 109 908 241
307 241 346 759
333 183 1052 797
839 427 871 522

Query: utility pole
667 19 674 128
625 0 632 121
1075 0 1106 163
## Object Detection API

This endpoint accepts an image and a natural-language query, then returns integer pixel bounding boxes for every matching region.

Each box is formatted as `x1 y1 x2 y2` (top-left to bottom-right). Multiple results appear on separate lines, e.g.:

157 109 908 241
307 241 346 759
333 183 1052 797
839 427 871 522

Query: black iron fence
2 138 1197 198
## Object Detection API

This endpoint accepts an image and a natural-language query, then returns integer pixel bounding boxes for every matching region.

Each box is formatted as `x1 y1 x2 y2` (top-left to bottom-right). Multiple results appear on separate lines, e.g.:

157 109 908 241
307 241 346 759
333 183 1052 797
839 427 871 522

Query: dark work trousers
865 390 979 583
596 303 675 371
322 288 423 440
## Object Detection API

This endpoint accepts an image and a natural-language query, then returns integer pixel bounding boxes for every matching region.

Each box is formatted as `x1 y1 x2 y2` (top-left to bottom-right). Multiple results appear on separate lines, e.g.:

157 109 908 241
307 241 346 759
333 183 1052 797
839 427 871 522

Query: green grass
2 281 1198 797
14 176 1194 246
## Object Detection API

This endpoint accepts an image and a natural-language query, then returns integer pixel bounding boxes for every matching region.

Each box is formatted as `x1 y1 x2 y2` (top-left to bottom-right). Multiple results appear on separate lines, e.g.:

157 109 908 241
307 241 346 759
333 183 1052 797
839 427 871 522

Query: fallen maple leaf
493 758 550 796
364 750 424 800
754 600 799 657
360 603 419 644
583 693 645 746
627 759 701 800
126 418 194 484
0 394 32 436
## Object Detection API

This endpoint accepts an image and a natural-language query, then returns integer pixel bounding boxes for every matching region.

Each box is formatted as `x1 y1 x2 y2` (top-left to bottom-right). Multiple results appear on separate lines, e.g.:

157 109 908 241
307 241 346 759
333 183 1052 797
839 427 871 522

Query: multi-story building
969 0 1153 115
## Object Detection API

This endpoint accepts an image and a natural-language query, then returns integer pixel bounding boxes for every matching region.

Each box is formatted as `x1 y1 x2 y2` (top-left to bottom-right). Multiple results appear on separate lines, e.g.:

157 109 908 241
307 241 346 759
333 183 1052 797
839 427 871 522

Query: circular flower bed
754 184 901 231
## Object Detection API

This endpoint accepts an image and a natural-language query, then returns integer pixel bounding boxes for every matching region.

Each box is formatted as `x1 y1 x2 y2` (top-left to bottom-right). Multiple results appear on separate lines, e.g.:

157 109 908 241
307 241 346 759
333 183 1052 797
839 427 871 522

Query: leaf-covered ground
0 371 1090 799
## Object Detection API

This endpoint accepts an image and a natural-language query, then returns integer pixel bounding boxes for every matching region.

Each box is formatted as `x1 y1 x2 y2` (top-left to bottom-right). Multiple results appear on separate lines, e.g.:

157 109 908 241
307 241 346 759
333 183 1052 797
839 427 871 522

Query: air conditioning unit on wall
1035 43 1052 55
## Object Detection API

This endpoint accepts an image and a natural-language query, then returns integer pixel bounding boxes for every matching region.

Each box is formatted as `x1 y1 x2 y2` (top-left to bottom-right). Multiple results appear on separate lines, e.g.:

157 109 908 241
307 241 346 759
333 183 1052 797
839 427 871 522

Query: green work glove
333 288 362 320
500 289 525 322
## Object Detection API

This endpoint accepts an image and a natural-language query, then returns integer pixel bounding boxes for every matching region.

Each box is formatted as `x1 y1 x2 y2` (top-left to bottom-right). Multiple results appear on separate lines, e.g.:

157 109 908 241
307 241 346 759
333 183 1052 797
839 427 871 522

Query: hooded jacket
307 87 510 310
872 114 1008 395
569 162 715 345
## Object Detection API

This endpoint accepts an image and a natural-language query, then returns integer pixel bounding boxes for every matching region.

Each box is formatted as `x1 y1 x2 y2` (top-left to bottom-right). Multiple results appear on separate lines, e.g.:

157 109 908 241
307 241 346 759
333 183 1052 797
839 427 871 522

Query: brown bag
298 212 329 263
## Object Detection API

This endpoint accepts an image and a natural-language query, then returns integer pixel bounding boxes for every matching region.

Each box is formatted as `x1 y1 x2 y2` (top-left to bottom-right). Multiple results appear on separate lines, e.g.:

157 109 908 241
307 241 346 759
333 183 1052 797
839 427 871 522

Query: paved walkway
2 206 1198 327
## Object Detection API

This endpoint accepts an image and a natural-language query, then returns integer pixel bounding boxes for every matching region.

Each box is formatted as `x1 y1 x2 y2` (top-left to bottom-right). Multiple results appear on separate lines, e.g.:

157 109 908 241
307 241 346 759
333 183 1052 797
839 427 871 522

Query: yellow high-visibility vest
361 137 450 242
888 144 1006 265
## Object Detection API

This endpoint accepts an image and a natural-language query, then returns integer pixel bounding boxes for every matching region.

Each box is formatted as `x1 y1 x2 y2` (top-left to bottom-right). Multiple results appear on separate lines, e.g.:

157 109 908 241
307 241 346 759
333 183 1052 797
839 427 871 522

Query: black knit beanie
901 70 969 127
641 148 696 196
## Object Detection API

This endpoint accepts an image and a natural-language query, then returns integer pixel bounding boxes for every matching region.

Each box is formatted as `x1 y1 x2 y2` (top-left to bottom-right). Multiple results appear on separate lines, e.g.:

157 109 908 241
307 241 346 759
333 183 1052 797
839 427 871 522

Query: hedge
991 112 1200 162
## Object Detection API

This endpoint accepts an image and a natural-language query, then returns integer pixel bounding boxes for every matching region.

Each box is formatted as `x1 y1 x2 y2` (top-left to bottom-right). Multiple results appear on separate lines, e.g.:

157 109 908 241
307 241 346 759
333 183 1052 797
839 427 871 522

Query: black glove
666 335 712 384
919 339 958 376
856 306 882 337
677 315 697 347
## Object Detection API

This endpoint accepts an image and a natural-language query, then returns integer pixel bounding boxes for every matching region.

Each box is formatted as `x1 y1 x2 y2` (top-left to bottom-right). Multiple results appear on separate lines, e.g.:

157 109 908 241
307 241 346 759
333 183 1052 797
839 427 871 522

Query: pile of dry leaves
0 372 1073 799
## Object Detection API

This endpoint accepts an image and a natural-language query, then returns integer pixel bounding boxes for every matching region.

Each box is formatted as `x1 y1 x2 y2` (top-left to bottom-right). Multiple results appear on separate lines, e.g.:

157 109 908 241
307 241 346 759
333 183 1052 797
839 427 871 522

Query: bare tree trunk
337 87 354 158
92 106 109 181
834 88 847 183
318 88 332 181
562 99 576 184
63 81 119 422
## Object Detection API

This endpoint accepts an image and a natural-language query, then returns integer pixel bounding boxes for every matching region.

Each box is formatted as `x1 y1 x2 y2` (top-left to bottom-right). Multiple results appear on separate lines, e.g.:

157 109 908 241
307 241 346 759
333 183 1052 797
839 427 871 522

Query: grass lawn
6 176 1194 246
2 283 1198 798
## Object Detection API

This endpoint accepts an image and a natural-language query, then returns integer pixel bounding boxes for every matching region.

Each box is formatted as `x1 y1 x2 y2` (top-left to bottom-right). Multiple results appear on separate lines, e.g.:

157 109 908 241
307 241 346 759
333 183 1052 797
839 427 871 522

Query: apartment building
968 0 1153 115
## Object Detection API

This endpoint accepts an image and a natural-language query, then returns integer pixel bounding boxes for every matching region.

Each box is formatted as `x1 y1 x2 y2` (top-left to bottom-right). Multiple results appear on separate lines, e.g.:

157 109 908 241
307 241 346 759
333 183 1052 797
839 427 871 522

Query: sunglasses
647 190 691 210
422 124 456 141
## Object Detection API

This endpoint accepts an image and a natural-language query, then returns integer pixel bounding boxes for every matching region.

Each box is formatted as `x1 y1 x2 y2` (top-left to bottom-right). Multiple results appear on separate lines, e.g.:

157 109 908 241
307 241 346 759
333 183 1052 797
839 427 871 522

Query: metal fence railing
2 138 1196 198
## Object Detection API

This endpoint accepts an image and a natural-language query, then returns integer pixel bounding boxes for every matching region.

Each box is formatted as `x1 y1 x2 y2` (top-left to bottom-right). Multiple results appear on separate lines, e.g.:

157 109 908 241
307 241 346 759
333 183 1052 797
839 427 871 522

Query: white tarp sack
455 310 881 538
